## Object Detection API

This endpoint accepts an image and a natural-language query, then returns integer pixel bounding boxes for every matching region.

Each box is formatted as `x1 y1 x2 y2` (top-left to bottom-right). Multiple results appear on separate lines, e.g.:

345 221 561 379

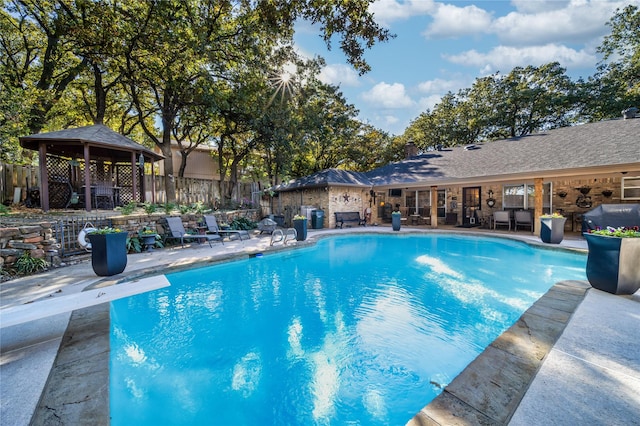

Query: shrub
126 236 143 253
14 252 49 275
230 217 257 230
144 203 157 214
118 202 137 215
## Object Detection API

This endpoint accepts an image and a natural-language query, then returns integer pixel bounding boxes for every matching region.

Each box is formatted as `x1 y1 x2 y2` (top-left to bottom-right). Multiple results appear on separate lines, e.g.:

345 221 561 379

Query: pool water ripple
110 234 586 425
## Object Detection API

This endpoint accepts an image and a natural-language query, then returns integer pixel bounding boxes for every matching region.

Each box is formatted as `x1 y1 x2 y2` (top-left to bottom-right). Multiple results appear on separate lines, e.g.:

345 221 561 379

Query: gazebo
19 124 163 212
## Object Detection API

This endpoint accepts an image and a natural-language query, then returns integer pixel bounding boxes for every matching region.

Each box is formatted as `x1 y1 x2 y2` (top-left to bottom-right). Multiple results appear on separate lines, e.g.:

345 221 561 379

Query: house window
622 177 640 200
389 188 402 197
503 184 535 209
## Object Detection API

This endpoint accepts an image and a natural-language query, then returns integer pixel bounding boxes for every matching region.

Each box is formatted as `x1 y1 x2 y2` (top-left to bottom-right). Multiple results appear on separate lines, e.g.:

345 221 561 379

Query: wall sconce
577 185 591 195
486 189 496 207
138 153 145 169
558 190 568 198
601 189 613 198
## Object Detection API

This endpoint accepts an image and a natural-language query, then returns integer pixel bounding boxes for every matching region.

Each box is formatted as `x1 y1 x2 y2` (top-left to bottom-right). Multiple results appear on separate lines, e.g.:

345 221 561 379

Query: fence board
2 162 253 208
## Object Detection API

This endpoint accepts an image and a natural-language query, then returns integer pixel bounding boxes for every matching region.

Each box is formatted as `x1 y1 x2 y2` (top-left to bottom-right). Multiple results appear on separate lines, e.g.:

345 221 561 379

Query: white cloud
510 0 570 14
423 3 493 39
417 78 464 94
491 1 626 46
417 94 445 112
370 0 436 27
445 43 596 75
361 82 415 109
318 64 361 87
384 115 400 125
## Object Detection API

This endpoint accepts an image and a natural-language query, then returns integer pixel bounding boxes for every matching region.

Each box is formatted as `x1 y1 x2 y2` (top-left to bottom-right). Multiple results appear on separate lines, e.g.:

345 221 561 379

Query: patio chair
493 211 511 231
93 182 114 209
514 210 533 233
162 216 223 248
203 215 250 241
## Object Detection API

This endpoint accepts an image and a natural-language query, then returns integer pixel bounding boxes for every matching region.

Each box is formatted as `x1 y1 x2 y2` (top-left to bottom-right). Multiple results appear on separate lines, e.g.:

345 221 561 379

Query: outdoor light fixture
138 153 144 169
486 189 496 207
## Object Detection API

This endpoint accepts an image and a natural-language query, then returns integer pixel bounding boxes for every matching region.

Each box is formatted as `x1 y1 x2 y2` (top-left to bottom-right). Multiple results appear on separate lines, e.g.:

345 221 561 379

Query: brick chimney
404 142 418 158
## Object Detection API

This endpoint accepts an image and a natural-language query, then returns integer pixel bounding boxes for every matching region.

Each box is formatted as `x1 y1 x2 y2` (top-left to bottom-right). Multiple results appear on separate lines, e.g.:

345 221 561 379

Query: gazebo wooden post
38 143 50 211
131 151 139 203
84 144 92 211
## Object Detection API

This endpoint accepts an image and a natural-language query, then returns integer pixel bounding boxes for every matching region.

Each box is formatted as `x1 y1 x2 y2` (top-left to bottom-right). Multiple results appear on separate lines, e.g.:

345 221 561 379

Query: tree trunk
160 126 176 203
93 62 106 124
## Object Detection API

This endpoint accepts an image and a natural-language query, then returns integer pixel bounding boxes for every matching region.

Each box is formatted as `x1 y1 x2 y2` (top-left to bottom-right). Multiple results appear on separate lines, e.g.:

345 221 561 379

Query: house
275 114 640 232
155 142 221 180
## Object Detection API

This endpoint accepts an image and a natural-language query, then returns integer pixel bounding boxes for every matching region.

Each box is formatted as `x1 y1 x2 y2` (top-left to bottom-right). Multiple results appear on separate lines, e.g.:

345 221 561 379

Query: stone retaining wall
0 222 60 269
0 209 261 270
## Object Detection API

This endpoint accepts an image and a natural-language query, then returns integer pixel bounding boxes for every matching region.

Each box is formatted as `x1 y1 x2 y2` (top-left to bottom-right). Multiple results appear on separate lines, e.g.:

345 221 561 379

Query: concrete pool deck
1 226 639 425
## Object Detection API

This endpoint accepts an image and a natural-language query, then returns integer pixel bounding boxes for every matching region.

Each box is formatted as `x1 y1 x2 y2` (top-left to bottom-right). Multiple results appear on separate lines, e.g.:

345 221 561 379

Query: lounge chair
203 215 250 241
162 216 223 248
514 210 533 233
493 211 511 231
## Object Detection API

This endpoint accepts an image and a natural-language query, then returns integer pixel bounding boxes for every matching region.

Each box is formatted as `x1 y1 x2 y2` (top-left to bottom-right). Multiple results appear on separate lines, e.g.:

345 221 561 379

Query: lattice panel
115 163 137 205
46 155 73 208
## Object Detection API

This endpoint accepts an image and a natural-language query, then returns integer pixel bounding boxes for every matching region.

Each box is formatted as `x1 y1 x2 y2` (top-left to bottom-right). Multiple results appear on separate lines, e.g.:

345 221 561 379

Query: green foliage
162 203 176 214
190 202 207 214
118 202 137 215
126 236 142 253
588 226 640 238
88 227 123 234
541 213 565 218
143 203 157 214
230 217 257 230
0 204 10 215
14 252 49 275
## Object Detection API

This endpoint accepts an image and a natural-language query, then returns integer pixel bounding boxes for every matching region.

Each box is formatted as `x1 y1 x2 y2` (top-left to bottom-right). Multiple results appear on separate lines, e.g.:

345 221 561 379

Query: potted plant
138 226 160 252
293 214 307 241
391 210 402 231
540 212 566 244
87 227 128 276
583 226 640 295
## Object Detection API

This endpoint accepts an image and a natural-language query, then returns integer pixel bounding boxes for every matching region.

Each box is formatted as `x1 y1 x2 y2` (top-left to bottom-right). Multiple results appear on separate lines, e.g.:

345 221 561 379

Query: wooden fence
1 162 256 208
0 163 40 205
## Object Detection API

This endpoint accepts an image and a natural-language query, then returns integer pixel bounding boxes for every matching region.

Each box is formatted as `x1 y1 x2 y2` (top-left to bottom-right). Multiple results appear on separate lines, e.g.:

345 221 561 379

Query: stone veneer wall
0 222 60 269
275 186 370 229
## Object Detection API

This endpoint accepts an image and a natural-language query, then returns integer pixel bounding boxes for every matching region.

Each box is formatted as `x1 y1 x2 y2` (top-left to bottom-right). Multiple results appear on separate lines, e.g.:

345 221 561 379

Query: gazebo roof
19 124 163 162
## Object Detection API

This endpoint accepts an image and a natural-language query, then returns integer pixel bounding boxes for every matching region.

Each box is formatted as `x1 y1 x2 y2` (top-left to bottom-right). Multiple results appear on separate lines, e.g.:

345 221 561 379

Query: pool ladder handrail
270 228 297 246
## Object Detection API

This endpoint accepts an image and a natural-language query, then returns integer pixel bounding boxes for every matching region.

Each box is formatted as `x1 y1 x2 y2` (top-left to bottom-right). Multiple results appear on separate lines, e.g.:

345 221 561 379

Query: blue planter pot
293 219 307 241
584 233 640 295
540 217 566 243
391 214 401 231
87 232 128 276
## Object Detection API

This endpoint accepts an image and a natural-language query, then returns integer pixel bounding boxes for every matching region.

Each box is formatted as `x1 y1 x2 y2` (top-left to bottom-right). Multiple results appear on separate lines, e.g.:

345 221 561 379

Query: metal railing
52 216 114 256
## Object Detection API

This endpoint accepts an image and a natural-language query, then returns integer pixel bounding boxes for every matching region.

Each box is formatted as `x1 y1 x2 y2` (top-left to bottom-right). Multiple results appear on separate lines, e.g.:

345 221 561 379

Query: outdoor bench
335 212 366 228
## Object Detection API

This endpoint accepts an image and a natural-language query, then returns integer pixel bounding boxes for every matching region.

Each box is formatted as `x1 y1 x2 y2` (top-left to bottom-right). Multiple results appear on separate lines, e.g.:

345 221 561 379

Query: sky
293 0 637 136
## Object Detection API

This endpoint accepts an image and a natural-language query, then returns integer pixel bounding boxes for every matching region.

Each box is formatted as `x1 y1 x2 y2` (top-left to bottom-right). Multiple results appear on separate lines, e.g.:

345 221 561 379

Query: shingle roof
367 117 640 187
276 168 371 191
272 117 640 192
19 124 162 160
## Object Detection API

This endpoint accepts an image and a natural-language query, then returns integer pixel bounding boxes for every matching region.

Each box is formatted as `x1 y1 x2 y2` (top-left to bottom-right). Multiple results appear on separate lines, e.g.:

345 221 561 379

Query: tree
0 1 88 135
581 5 640 120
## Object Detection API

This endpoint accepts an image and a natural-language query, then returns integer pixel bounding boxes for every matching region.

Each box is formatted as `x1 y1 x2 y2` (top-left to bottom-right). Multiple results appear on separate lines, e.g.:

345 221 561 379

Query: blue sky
293 0 637 136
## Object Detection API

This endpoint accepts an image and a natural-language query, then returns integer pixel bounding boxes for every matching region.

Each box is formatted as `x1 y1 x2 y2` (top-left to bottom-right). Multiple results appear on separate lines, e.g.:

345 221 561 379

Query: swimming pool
110 234 587 425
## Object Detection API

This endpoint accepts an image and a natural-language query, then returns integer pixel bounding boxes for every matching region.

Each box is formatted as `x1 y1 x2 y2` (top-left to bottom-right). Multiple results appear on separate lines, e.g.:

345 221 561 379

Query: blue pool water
110 234 586 425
